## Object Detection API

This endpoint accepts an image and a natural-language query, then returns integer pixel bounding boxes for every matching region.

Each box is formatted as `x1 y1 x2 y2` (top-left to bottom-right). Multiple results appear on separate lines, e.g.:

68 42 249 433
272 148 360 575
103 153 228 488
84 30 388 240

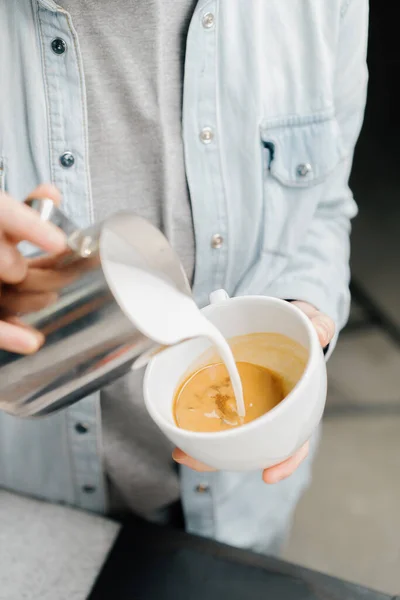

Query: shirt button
202 12 215 29
211 234 224 249
75 422 89 434
200 127 214 144
51 38 67 55
297 163 312 177
60 152 75 168
82 485 96 494
195 483 210 493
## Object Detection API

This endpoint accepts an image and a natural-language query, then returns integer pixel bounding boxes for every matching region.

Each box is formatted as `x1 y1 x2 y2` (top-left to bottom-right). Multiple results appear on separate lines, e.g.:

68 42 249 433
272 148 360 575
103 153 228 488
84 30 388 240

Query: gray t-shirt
60 0 197 515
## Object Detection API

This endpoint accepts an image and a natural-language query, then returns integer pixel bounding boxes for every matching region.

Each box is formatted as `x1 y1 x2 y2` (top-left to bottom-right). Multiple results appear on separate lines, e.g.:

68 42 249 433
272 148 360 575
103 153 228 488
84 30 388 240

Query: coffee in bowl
173 332 306 433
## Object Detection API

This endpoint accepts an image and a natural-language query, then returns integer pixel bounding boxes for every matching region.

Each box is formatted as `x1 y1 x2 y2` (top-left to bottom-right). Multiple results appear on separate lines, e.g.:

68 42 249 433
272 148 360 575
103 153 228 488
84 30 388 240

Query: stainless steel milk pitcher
0 199 191 418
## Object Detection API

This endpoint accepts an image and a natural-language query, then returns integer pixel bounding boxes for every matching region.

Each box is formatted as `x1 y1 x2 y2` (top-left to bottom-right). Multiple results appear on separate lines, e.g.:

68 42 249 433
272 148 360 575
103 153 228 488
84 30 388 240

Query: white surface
0 490 120 600
144 295 327 471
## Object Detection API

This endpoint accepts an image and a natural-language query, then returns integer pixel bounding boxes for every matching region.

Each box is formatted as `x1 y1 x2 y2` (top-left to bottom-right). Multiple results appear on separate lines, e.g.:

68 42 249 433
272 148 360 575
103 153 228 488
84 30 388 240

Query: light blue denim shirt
0 0 368 546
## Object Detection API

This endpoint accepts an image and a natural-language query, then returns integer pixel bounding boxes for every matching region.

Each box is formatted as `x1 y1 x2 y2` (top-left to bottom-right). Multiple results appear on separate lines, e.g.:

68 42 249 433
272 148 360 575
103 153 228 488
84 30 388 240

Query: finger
12 268 78 293
0 290 58 314
0 237 28 284
311 314 335 347
8 185 62 247
25 184 62 207
0 187 66 253
28 253 99 273
172 448 216 472
291 301 335 348
262 442 309 484
291 301 318 319
0 319 44 354
28 254 61 269
6 316 46 345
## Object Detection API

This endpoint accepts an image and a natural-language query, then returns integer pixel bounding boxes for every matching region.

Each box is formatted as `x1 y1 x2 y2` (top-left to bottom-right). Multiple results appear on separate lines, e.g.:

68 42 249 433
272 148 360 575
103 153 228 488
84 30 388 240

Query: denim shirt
0 0 368 531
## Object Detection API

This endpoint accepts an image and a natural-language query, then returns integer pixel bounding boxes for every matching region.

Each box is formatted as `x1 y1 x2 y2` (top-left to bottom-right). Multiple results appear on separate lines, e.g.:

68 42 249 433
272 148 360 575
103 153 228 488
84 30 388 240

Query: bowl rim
144 295 323 440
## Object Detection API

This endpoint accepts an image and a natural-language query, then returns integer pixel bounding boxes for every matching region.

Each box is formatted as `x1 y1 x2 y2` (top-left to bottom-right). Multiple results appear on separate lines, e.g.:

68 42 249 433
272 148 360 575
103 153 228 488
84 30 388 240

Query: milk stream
200 324 246 418
102 259 245 418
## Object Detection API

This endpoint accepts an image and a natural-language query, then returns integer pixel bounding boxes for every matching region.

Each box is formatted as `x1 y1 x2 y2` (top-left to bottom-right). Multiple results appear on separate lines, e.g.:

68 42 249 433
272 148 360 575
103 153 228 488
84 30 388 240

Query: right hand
0 184 66 354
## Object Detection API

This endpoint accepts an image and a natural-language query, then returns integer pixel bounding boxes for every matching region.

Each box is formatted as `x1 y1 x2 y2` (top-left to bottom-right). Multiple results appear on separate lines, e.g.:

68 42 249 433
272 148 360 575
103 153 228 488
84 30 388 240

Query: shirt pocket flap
260 114 345 188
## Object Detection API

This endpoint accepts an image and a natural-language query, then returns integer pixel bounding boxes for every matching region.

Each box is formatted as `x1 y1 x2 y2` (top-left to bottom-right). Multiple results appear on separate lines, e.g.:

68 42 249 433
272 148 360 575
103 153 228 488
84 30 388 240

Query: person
0 0 368 555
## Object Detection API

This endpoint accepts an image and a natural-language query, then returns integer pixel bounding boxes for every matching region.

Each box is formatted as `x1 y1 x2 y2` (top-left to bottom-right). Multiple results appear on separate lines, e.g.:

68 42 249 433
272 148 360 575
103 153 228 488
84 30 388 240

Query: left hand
172 301 335 484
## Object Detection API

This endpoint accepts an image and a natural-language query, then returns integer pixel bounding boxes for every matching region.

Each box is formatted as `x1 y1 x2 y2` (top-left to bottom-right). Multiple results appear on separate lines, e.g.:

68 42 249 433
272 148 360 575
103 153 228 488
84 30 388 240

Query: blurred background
283 1 400 594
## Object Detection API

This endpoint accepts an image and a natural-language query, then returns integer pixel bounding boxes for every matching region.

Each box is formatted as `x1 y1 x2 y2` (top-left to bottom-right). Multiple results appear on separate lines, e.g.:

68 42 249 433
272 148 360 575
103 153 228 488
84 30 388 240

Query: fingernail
24 332 42 352
263 472 283 485
317 323 330 346
34 331 45 347
172 449 185 463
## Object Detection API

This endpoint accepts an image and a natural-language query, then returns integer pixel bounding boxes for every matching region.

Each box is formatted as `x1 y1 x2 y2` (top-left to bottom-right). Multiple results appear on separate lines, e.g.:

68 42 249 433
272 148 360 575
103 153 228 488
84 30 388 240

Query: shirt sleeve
261 0 369 358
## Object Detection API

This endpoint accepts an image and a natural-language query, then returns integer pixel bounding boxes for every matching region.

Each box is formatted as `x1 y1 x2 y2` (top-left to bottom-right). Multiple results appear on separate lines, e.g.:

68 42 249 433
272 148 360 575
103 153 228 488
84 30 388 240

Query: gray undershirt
60 0 197 516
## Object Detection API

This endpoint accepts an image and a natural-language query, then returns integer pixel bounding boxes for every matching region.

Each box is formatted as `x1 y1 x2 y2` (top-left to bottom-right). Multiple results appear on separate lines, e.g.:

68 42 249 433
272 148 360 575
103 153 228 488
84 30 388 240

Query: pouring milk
103 260 245 418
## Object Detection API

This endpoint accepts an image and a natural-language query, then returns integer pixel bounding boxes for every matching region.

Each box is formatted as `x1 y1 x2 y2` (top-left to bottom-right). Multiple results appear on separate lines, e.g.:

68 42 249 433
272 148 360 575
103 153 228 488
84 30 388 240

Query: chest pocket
260 113 345 258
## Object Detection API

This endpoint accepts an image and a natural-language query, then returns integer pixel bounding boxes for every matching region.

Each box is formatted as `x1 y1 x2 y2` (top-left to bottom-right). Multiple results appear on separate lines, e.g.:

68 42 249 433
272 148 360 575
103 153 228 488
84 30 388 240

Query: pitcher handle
25 198 79 238
25 198 97 259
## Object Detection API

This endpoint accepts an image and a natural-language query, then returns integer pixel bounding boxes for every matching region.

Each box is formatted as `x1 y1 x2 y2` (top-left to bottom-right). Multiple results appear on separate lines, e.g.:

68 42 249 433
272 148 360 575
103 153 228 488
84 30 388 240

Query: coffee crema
173 361 284 433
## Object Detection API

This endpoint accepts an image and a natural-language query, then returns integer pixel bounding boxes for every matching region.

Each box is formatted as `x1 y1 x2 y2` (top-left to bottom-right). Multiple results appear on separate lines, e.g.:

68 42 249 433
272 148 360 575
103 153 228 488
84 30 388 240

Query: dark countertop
88 517 393 600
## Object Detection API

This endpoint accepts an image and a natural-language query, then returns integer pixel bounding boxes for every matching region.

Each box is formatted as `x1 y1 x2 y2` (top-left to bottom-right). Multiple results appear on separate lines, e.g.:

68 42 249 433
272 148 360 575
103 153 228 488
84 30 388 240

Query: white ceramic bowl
144 291 327 471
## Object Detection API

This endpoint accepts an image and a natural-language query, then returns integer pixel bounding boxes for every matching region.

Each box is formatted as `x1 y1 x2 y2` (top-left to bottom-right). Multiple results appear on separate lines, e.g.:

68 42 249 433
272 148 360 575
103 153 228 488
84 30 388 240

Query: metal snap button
195 483 210 493
75 422 89 434
60 152 75 168
202 12 215 29
297 163 312 177
211 234 223 249
51 38 67 55
200 127 214 144
82 485 96 494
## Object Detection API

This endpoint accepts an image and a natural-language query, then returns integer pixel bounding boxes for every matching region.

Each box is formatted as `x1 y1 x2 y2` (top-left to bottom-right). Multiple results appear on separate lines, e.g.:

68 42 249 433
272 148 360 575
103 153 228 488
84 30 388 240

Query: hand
173 300 335 483
291 300 335 349
0 185 66 353
1 244 99 317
